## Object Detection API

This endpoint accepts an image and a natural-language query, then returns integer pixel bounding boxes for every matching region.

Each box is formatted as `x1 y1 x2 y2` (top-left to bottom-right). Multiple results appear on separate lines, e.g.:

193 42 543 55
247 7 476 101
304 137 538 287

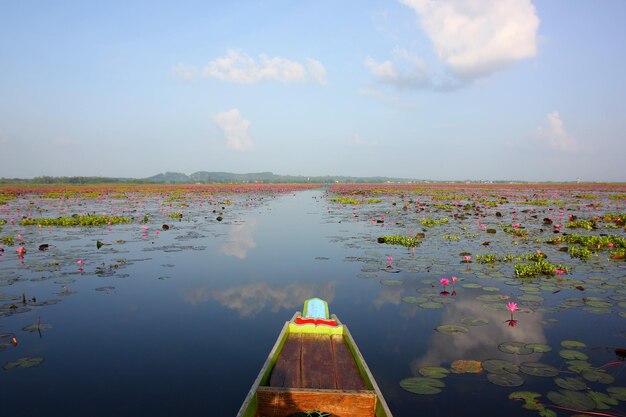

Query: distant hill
145 171 418 184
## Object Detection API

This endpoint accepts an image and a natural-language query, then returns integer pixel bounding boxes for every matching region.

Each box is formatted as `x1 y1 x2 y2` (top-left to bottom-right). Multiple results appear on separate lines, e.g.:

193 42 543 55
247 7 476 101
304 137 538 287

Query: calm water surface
1 188 626 416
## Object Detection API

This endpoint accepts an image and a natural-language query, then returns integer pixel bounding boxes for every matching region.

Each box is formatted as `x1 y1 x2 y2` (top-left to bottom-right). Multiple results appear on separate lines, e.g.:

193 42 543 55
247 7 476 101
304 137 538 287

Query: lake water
1 187 626 416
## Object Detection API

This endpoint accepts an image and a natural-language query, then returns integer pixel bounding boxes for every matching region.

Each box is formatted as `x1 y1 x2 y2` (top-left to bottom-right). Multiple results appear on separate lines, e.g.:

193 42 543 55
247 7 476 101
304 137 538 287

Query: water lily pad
460 317 489 326
3 356 45 370
402 296 427 304
380 279 403 286
582 369 615 384
559 350 588 360
509 391 543 410
482 286 501 292
435 324 469 334
588 390 619 409
482 359 519 374
95 286 115 292
547 390 595 411
519 362 559 377
607 386 626 401
399 377 445 395
418 366 449 379
483 303 507 311
22 323 52 332
554 377 587 391
525 343 552 353
419 301 444 309
462 283 482 289
561 340 586 349
487 372 524 387
566 360 594 373
499 342 534 355
450 359 483 374
585 300 612 308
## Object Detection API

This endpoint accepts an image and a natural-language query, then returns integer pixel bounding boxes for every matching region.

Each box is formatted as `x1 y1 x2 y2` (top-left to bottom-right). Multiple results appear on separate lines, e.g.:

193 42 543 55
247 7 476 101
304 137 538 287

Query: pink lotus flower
555 269 565 275
464 255 471 263
512 223 521 228
16 247 26 255
451 276 458 283
77 259 83 266
440 278 450 287
507 302 519 312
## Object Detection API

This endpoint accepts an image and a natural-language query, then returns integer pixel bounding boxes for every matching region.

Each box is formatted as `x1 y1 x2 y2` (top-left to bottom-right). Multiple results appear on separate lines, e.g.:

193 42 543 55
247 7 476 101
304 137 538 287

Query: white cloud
171 62 199 81
400 0 539 79
195 49 327 84
535 111 578 151
213 108 253 151
365 47 431 89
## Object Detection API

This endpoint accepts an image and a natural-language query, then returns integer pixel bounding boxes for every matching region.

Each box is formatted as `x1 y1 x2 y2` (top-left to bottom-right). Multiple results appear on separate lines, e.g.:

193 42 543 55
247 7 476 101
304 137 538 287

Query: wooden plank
257 387 376 417
331 334 367 390
301 334 336 389
269 333 302 388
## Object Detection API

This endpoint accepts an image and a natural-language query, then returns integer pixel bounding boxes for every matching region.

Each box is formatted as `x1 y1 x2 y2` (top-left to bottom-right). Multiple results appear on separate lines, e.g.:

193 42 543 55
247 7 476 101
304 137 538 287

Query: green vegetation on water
20 215 132 227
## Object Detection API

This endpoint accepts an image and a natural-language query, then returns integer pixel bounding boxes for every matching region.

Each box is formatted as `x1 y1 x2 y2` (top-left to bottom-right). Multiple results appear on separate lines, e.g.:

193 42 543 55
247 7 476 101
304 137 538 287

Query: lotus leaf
559 350 588 360
561 340 587 349
3 356 45 370
380 279 403 286
418 366 449 379
566 360 594 373
419 301 443 309
519 362 559 377
585 300 612 308
482 286 500 292
450 359 483 374
462 283 482 289
95 286 115 292
461 317 489 326
401 296 427 304
399 377 445 395
482 359 520 374
22 323 52 332
525 343 552 353
607 386 626 401
554 377 587 391
588 391 619 409
477 294 509 302
487 372 525 387
499 342 534 355
546 390 595 411
509 391 543 410
0 293 19 301
582 369 615 384
583 307 611 314
435 325 469 334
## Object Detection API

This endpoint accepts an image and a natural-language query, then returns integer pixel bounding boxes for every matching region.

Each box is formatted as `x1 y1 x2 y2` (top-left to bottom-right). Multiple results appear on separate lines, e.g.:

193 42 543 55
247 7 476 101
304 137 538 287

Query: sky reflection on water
1 188 626 417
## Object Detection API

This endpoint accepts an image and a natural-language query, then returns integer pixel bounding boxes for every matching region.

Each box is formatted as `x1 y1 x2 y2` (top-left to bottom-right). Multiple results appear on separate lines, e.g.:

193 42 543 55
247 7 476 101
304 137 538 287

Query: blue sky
1 0 624 181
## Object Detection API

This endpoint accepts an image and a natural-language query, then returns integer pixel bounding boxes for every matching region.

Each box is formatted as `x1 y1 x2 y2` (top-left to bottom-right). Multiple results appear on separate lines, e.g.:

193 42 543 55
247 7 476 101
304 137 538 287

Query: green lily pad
582 369 615 384
419 301 444 309
498 342 534 355
462 283 482 289
519 362 559 377
477 294 510 302
3 356 45 370
607 386 626 401
482 286 501 292
487 372 525 387
559 350 588 360
525 343 552 353
509 391 543 410
435 324 469 334
546 390 595 411
554 377 587 391
402 296 427 304
561 340 586 349
380 279 403 286
418 366 450 379
588 390 619 409
482 359 519 374
399 377 445 395
22 323 52 332
566 360 594 373
483 302 507 311
460 317 489 326
585 300 612 308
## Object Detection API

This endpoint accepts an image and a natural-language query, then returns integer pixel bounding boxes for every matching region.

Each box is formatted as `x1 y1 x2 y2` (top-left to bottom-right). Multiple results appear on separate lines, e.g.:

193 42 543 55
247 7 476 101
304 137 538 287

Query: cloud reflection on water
219 220 257 259
183 281 336 317
411 299 547 374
